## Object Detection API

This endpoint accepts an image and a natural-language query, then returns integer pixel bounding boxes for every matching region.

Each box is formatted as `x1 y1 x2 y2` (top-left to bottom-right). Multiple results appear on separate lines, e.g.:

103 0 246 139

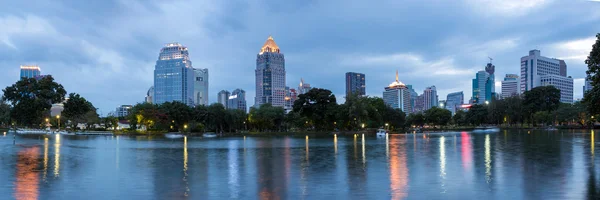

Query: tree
406 112 425 127
523 86 561 125
159 101 193 132
453 110 468 126
424 107 452 127
383 107 405 131
128 103 160 131
533 111 553 126
467 104 488 126
62 93 95 129
504 96 524 126
0 102 10 127
2 76 66 126
585 33 600 115
292 88 338 131
249 104 285 131
207 103 227 132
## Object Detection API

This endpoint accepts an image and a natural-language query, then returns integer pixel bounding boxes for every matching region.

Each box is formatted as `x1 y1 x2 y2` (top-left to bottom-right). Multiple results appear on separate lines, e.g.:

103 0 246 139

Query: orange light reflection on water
14 147 40 200
389 135 408 199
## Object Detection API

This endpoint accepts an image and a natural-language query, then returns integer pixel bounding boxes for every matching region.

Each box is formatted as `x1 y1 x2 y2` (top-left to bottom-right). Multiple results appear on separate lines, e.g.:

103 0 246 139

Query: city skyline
1 1 599 115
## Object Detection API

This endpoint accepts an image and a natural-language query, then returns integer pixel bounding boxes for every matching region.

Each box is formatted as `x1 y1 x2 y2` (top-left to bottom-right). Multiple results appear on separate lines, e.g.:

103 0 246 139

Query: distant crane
488 57 493 64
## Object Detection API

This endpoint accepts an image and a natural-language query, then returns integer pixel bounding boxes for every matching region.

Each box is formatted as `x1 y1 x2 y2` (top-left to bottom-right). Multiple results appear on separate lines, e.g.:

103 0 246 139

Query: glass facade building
445 91 464 115
218 90 230 107
228 89 247 112
346 72 366 97
423 86 438 110
255 36 286 107
382 71 412 113
20 65 41 79
153 43 195 106
194 68 209 106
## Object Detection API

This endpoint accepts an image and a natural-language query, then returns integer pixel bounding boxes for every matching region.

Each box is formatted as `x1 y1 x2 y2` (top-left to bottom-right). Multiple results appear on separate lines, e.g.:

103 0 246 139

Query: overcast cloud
1 0 599 115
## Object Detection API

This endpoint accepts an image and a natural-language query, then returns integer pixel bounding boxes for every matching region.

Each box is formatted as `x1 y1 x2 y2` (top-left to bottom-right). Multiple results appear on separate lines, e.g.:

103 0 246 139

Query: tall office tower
485 62 496 95
255 36 286 107
414 94 425 113
218 90 230 107
382 71 412 113
145 86 154 104
521 49 573 103
445 91 464 115
406 85 418 113
193 68 209 106
116 105 133 118
584 77 593 95
153 43 195 106
227 89 247 112
20 65 41 79
501 74 520 98
345 72 366 97
472 70 491 104
423 86 438 110
298 78 312 95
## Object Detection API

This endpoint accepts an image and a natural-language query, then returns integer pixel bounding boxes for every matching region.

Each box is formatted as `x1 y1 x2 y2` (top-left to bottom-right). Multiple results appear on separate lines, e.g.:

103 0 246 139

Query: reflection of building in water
14 147 40 200
54 134 61 177
389 135 408 199
346 134 368 196
256 139 289 200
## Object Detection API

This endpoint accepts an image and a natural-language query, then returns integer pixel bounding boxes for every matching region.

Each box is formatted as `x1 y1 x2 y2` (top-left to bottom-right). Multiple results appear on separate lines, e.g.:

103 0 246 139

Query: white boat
165 133 184 139
376 129 387 137
203 132 217 138
472 126 500 133
57 130 71 135
16 129 51 135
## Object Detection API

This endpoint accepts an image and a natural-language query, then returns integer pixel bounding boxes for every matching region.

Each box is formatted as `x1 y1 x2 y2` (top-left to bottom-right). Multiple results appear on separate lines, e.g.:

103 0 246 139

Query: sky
1 0 599 116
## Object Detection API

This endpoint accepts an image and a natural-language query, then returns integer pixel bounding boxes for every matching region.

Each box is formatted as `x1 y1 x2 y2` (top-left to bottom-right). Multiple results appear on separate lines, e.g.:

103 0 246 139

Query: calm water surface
1 130 599 199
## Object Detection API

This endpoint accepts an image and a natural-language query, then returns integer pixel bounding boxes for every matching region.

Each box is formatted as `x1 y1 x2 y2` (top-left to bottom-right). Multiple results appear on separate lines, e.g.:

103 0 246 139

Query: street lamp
184 124 188 133
485 101 489 105
56 115 60 130
361 123 365 129
385 123 389 130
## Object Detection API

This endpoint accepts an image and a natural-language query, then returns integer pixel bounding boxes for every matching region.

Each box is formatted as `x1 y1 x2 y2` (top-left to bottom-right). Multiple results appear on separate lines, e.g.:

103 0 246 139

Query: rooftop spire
395 70 399 82
260 35 281 54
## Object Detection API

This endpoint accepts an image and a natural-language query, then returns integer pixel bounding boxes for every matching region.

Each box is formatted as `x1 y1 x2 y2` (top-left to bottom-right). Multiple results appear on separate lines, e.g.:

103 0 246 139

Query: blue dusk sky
1 0 599 115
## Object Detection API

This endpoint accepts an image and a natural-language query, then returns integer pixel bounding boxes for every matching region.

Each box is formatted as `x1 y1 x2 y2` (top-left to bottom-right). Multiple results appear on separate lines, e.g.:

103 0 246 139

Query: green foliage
533 111 553 126
0 102 10 127
452 110 468 126
584 33 600 115
2 76 66 126
467 104 488 126
555 102 588 126
159 101 193 131
406 112 425 127
62 93 96 129
424 107 452 127
249 104 285 131
292 88 337 131
383 107 405 131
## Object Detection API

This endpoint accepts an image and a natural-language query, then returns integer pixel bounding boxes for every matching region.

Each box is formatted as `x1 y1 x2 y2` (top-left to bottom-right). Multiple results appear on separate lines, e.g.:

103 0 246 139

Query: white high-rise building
298 78 312 95
145 86 154 104
218 90 230 107
501 74 520 98
255 36 286 107
520 49 573 103
194 68 209 106
383 71 412 113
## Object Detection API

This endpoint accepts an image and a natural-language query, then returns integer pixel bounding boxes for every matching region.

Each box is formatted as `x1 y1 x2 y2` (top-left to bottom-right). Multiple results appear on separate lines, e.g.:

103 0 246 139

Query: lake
0 130 598 199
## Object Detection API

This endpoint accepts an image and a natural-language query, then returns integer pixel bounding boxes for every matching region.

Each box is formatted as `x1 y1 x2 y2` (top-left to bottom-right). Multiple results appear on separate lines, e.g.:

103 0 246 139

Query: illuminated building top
387 70 406 88
259 35 281 54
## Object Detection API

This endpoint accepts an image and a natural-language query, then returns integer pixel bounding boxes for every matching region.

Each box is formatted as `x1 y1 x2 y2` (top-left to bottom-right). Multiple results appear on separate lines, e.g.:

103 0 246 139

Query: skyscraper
445 91 464 114
485 62 496 95
145 86 154 104
414 94 425 113
227 89 247 112
382 71 412 113
346 72 366 97
406 85 418 113
298 78 312 95
20 65 41 79
284 87 298 112
584 77 593 95
153 43 195 106
218 90 230 107
472 70 491 104
501 74 519 98
423 86 438 110
521 49 573 103
193 68 209 106
255 36 286 108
